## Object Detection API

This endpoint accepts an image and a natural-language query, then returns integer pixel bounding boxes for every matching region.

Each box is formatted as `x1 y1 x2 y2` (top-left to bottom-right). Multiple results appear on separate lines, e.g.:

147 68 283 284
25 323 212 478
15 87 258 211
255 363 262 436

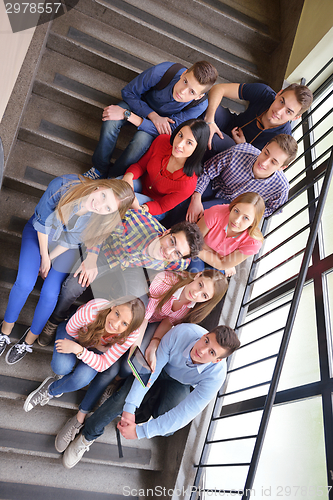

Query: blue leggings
4 218 79 336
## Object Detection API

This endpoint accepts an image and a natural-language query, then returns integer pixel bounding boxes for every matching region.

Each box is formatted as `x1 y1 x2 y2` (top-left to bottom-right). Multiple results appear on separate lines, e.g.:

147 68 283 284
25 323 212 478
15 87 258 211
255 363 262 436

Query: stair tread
0 453 160 496
50 4 262 82
96 0 277 58
4 140 88 195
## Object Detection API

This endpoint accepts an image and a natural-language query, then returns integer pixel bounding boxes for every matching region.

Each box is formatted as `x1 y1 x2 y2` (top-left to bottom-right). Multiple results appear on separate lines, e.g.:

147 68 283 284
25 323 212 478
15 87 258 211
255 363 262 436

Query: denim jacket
32 174 92 249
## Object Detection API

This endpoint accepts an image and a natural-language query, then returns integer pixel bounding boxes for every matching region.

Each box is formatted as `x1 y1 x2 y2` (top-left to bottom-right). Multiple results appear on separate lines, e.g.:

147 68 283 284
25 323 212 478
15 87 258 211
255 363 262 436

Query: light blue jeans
92 101 154 178
49 321 101 398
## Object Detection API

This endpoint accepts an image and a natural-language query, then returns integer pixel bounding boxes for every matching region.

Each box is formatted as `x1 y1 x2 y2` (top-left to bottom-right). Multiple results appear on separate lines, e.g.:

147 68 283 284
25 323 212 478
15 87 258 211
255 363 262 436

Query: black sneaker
83 167 102 180
5 329 33 365
0 333 11 357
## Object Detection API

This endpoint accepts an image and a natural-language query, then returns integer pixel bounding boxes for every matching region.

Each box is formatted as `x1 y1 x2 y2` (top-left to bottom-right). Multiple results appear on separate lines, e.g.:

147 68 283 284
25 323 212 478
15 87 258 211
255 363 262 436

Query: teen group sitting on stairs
0 59 313 468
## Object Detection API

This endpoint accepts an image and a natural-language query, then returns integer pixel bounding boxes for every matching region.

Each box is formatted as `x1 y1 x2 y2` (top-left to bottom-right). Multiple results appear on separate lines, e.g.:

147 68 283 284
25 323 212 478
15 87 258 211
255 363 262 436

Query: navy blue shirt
121 62 208 137
224 83 292 150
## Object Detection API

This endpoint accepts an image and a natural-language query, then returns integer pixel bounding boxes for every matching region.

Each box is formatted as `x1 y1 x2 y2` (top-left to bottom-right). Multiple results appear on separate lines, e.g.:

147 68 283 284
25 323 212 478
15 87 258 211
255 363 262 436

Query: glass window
252 397 328 498
278 282 321 390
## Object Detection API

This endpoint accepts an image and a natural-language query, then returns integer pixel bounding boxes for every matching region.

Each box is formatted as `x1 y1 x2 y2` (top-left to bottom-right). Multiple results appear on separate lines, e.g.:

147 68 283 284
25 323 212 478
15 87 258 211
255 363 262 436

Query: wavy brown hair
150 270 228 325
228 192 265 242
78 296 145 348
56 176 134 247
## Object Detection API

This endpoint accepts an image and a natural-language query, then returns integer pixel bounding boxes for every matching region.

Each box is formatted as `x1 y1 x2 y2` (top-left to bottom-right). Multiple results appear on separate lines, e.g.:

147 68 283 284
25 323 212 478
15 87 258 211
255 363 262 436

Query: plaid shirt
195 143 290 217
99 209 189 272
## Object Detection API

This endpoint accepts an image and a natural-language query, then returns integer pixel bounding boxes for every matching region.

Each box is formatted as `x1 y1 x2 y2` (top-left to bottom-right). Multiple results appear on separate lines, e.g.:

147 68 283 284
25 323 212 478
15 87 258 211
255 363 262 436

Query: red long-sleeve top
125 134 197 215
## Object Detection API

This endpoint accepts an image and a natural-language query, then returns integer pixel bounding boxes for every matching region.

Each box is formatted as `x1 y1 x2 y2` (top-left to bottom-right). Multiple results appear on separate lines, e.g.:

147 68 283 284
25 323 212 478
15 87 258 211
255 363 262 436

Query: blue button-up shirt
121 62 208 137
123 323 227 439
32 174 92 249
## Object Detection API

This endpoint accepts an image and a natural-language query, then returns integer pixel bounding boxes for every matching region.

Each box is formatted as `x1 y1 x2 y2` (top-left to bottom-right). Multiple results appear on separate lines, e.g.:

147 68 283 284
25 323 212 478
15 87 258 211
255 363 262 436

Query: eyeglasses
169 234 183 260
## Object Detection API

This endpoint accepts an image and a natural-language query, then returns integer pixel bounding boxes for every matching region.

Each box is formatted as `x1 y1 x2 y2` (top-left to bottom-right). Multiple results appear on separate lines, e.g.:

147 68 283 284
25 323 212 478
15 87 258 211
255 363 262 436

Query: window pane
278 282 321 390
324 270 333 376
321 171 333 257
253 397 328 498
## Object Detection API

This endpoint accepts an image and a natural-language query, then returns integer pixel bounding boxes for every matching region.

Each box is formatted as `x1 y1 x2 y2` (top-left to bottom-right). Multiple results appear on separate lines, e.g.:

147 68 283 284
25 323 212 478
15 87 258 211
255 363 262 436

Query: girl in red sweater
122 119 210 219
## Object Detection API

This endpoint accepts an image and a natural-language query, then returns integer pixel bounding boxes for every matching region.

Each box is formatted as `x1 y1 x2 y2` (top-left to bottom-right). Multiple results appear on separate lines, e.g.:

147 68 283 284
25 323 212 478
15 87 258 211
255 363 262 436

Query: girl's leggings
4 218 79 336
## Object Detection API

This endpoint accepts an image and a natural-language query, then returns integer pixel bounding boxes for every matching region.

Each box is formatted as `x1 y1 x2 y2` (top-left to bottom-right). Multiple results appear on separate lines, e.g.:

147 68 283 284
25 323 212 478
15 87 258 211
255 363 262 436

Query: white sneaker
55 415 83 453
62 433 95 469
23 376 56 412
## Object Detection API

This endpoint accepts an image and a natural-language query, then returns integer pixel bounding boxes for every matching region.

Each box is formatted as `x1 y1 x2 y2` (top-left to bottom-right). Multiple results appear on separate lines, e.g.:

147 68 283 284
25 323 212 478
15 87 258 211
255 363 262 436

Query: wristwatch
124 109 131 121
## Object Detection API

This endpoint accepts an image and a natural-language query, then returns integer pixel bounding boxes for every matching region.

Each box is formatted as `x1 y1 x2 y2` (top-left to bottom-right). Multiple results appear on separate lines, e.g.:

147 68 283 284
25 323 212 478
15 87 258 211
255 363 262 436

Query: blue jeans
83 369 191 441
4 218 79 336
92 101 155 178
77 293 151 413
49 322 101 397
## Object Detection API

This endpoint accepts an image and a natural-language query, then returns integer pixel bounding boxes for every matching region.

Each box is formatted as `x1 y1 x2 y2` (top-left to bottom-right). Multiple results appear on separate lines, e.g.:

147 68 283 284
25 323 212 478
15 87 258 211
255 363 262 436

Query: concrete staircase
0 0 284 498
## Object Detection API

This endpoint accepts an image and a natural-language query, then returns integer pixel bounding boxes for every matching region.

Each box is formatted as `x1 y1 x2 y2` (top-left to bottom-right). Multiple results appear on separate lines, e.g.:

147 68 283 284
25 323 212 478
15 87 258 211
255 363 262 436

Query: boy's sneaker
0 333 10 357
55 415 84 453
6 330 33 365
23 376 56 412
37 320 58 347
62 433 95 469
83 167 102 180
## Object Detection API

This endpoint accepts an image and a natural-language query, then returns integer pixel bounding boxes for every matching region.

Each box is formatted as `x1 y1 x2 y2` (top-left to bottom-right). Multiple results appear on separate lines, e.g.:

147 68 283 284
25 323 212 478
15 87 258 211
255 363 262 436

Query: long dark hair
170 119 210 177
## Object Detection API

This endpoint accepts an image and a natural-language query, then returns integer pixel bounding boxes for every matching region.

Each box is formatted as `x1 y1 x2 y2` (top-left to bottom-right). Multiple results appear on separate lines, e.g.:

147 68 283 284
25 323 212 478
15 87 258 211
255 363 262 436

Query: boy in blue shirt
203 82 313 159
86 61 218 179
62 323 240 468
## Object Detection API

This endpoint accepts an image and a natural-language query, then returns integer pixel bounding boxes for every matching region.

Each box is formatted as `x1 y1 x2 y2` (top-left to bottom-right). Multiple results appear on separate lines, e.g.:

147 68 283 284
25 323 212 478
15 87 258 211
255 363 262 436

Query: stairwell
0 0 298 498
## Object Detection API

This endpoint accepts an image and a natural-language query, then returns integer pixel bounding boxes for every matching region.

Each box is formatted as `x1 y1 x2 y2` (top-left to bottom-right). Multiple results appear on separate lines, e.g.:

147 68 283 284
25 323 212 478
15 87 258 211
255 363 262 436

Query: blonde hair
151 270 228 325
56 176 134 247
228 192 265 242
78 296 145 348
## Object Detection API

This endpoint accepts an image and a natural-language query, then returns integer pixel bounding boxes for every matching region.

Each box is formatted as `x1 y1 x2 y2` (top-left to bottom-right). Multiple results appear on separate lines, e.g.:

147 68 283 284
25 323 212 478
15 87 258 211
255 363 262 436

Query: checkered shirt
195 143 290 216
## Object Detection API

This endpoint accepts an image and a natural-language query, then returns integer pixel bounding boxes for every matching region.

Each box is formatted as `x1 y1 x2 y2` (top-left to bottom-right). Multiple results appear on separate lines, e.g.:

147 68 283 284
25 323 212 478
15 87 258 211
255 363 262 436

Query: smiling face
85 187 119 215
191 332 229 364
265 90 302 127
147 230 190 262
252 141 289 179
172 126 198 159
228 202 256 234
105 304 133 335
173 70 206 103
183 274 215 303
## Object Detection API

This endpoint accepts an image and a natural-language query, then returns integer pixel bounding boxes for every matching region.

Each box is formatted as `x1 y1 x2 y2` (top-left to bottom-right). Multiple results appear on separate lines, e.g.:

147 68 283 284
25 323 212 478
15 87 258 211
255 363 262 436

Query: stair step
0 392 162 471
97 0 275 60
4 141 88 198
0 426 153 468
19 94 134 163
0 479 140 500
34 49 126 118
0 453 158 498
0 186 38 236
51 3 261 83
